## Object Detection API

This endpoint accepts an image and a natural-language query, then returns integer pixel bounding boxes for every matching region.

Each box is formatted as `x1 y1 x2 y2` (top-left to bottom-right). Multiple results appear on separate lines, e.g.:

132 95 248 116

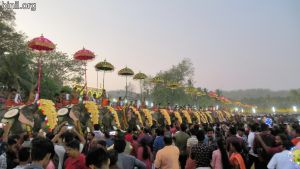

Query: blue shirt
153 136 165 152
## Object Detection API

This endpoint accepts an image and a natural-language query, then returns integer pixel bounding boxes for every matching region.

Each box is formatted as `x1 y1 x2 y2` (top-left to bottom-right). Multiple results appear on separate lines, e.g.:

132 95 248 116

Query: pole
97 71 98 90
140 79 142 103
84 62 87 93
103 71 105 89
37 56 42 99
125 76 128 99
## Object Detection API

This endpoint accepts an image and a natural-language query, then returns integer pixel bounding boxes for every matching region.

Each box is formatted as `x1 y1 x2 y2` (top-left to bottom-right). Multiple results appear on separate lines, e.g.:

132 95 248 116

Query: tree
0 9 84 100
151 58 195 106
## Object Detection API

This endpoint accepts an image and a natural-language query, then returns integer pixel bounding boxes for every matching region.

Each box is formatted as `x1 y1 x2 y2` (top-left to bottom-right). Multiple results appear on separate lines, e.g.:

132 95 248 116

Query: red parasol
73 48 96 92
28 35 55 99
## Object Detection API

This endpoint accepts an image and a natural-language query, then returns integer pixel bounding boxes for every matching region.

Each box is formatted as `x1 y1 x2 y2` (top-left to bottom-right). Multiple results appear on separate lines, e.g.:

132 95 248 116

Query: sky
14 0 300 92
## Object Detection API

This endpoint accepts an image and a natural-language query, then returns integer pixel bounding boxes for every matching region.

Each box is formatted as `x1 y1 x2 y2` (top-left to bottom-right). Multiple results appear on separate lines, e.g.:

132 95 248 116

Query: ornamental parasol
73 48 95 92
118 67 134 99
28 35 55 99
151 76 164 84
184 86 198 95
208 91 218 98
133 72 147 102
95 59 114 89
166 81 180 90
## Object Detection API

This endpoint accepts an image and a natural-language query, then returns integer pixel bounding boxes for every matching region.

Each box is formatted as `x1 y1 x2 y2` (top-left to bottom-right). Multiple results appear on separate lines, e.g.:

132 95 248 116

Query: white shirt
187 135 198 148
248 131 258 157
267 150 297 169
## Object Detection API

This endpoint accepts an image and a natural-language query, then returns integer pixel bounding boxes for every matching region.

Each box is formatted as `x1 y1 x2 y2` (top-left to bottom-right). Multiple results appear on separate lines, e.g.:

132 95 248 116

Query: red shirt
65 154 88 169
292 137 300 145
125 133 133 143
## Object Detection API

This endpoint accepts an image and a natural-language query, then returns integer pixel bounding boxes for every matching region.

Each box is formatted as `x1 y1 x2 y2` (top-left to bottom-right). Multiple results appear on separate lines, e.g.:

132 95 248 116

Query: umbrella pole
97 71 99 90
140 80 142 103
84 62 87 93
103 71 105 89
125 76 128 99
37 54 42 99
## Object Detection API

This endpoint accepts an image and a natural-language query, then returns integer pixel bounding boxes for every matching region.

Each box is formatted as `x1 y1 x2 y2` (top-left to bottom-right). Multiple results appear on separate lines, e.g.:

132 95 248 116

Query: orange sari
230 153 246 169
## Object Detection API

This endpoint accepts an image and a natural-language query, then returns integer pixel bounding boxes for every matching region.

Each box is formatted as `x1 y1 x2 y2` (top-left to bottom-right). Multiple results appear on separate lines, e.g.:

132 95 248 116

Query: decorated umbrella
28 35 55 99
118 67 134 99
166 81 181 90
133 72 147 102
151 76 164 84
95 59 114 89
74 48 95 92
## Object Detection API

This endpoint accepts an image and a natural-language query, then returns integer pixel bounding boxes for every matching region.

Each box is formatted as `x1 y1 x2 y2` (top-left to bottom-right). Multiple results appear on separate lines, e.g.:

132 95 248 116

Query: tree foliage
0 9 83 100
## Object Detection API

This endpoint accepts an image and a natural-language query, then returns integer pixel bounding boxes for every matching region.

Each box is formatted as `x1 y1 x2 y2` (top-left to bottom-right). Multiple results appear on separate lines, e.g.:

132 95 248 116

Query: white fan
4 109 19 119
57 108 69 116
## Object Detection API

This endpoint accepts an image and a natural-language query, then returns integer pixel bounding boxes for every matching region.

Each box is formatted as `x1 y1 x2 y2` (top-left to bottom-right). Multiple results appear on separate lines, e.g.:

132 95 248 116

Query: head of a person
250 123 258 132
108 150 118 167
294 127 300 137
275 134 288 146
261 123 270 132
66 139 80 158
144 127 151 134
156 127 164 136
62 131 75 144
86 147 110 169
282 140 293 150
87 132 95 141
229 140 242 153
237 128 245 137
18 147 30 164
94 124 101 131
163 135 173 146
114 139 126 153
7 136 18 153
180 124 187 132
229 126 237 136
127 128 132 134
196 130 205 142
189 128 197 136
206 127 214 139
31 137 54 168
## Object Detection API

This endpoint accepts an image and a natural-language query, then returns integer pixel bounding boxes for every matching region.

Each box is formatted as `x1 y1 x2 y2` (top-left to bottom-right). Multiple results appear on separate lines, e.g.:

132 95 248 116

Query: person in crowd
108 150 120 169
253 123 275 169
185 128 198 169
247 123 258 169
204 127 217 150
154 134 180 169
114 138 146 169
0 136 19 169
94 124 104 139
86 147 110 169
211 138 231 169
153 127 165 155
187 128 198 154
83 132 95 155
229 141 247 169
14 147 30 169
291 126 300 145
125 128 133 143
267 140 296 169
191 130 213 169
25 137 55 169
138 127 153 147
236 128 247 144
130 134 139 157
104 131 114 147
174 123 190 169
65 139 88 169
256 133 287 154
137 138 153 169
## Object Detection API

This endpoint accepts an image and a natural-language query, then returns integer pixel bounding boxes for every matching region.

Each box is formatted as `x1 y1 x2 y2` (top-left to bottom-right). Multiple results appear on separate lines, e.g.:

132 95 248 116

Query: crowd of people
1 115 300 169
